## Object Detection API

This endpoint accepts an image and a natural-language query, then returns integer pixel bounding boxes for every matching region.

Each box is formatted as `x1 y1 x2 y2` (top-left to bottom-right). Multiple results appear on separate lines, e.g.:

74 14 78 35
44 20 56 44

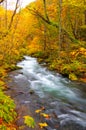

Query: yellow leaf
35 109 42 113
69 73 78 81
38 122 48 128
23 115 29 119
40 113 50 119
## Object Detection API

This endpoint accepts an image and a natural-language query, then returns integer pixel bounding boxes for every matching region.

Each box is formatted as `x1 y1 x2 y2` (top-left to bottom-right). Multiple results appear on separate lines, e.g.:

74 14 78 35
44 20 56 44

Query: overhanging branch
27 7 78 43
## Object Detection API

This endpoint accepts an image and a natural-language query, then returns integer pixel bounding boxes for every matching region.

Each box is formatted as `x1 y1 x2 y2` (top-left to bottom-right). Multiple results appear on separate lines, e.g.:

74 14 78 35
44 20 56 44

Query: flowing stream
16 56 86 130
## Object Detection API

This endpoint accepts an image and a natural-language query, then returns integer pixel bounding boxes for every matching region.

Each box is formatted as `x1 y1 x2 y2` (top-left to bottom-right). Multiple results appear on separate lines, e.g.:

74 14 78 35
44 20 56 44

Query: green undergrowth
0 79 17 130
29 48 86 82
47 58 86 81
0 51 36 129
0 53 25 129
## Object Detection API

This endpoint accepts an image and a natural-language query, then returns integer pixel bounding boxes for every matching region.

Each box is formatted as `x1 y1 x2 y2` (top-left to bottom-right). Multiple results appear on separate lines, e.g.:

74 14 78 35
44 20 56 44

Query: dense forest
0 0 86 129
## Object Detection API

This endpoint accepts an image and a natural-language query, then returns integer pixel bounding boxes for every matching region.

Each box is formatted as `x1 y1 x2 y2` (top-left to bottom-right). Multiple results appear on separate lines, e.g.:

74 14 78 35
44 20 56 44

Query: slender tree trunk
84 0 86 25
58 0 62 56
5 0 7 29
43 0 49 21
8 0 19 29
43 24 47 50
42 0 49 51
84 10 86 25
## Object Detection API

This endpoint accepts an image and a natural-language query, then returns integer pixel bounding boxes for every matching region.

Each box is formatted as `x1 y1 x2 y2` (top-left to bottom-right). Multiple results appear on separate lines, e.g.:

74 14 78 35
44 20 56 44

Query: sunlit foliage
0 0 86 128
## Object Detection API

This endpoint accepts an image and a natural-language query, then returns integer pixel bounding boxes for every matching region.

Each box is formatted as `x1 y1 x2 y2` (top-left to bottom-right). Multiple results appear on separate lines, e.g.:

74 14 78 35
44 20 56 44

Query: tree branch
27 8 78 43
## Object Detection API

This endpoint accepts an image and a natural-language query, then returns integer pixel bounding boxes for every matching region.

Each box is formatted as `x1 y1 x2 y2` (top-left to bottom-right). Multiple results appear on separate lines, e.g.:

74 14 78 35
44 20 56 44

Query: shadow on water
7 56 86 130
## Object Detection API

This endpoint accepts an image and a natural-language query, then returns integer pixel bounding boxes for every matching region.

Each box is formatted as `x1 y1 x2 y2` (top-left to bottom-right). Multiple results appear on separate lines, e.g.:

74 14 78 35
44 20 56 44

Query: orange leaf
40 113 50 119
0 118 3 124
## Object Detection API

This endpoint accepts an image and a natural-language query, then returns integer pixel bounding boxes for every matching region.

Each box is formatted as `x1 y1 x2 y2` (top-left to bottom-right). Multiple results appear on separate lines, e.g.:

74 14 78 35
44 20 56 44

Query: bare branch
27 8 50 24
8 0 20 29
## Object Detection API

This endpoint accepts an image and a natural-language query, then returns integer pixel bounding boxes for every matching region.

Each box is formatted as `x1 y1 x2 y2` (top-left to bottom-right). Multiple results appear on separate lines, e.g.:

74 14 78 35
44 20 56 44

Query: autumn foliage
0 0 86 129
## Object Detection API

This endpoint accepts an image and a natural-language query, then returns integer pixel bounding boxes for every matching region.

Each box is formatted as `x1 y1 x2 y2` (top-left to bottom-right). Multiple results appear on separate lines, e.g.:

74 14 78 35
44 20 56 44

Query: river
6 56 86 130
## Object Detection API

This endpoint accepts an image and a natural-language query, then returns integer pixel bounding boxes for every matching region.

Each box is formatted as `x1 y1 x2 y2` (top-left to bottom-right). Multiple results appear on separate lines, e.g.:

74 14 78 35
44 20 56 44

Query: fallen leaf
23 115 35 128
40 113 50 119
35 107 45 114
35 109 42 113
38 122 48 128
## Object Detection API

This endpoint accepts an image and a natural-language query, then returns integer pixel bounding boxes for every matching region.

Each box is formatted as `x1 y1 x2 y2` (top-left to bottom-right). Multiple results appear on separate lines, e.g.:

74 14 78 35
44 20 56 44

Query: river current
16 56 86 129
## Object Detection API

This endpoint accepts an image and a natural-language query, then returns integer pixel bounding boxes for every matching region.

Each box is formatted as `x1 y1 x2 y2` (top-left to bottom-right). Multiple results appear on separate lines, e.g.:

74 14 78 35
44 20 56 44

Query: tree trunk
84 10 86 25
8 0 19 29
42 0 49 51
84 0 86 25
5 0 7 29
43 0 49 21
58 0 62 54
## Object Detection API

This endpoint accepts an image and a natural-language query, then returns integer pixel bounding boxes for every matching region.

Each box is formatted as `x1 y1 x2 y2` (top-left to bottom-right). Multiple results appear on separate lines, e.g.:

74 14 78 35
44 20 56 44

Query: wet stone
60 121 86 130
45 126 57 130
45 118 60 130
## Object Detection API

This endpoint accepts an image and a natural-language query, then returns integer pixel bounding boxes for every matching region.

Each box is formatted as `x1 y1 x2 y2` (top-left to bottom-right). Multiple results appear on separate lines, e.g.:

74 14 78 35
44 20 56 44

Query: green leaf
24 115 35 128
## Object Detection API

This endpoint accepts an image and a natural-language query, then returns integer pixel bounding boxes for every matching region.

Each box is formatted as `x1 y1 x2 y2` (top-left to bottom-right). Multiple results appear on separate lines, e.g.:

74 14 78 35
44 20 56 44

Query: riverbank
30 51 86 83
